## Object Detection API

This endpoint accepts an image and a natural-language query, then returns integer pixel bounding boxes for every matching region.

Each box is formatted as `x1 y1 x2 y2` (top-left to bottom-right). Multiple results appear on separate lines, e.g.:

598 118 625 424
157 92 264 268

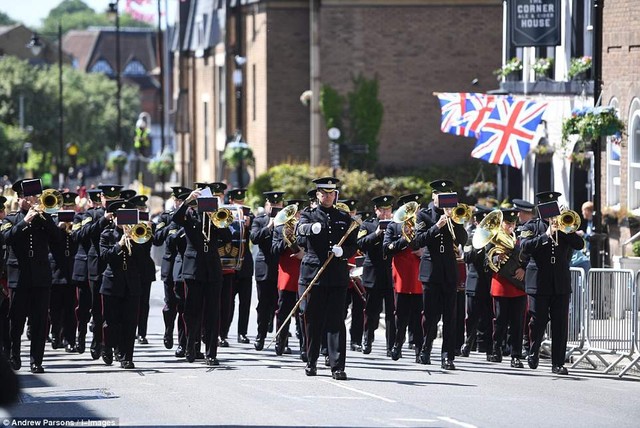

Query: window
90 59 114 76
252 64 256 122
123 59 146 76
628 104 640 211
217 66 225 129
570 0 594 58
203 101 209 161
607 98 621 207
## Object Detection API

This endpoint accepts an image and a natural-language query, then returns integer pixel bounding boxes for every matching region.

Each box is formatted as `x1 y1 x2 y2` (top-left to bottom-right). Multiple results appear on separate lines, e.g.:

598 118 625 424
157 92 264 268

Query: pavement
2 274 640 427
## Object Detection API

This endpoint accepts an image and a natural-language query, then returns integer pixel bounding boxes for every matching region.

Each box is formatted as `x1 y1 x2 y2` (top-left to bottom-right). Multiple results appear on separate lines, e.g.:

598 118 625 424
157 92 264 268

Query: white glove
331 245 343 257
311 222 322 235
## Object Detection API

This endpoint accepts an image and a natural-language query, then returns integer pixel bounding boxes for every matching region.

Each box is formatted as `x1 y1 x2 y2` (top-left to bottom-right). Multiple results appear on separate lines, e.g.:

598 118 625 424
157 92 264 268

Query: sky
1 0 174 29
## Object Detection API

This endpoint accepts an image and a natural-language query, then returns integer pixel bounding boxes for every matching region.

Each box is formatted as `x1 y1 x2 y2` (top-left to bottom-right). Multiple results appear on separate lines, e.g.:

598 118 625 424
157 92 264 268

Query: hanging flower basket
465 181 496 198
531 143 555 161
147 151 175 177
562 106 626 153
223 142 255 169
493 57 522 80
568 56 592 80
106 150 128 172
567 151 590 169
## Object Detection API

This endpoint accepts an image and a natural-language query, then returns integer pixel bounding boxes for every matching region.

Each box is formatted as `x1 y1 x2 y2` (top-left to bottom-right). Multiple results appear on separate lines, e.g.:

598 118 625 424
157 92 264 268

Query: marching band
0 176 582 378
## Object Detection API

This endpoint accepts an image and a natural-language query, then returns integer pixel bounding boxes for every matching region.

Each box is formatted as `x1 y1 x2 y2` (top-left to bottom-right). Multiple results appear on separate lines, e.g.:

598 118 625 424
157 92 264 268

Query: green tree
0 11 17 25
41 0 152 34
0 56 140 177
0 123 28 179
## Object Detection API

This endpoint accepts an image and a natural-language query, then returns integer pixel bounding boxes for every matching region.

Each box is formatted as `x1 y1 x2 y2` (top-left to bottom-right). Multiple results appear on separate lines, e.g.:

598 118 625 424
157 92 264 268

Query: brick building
171 0 503 186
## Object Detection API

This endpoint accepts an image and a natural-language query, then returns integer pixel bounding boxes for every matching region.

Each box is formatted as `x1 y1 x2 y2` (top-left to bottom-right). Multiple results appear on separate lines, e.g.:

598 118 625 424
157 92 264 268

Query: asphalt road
3 277 640 428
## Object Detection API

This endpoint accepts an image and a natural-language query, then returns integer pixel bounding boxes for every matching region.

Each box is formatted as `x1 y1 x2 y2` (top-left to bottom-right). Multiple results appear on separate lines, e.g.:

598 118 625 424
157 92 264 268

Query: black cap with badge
229 188 247 201
512 198 535 212
171 186 192 200
87 189 102 203
120 189 137 200
371 195 394 209
501 208 519 223
338 199 358 212
429 179 455 193
106 199 127 213
98 184 124 199
209 182 227 196
0 196 7 208
285 199 306 207
263 191 285 204
128 195 149 208
397 193 422 208
312 177 339 192
62 192 78 207
535 191 562 204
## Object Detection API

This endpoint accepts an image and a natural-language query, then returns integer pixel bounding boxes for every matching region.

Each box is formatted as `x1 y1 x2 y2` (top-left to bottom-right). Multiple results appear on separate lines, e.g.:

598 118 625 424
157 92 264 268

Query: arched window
627 99 640 212
123 59 146 76
90 59 114 76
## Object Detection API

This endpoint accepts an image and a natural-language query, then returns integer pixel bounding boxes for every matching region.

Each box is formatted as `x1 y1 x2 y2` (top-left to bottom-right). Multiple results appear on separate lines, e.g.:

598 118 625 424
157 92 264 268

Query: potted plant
567 151 590 169
568 56 592 80
531 57 553 79
493 57 523 80
531 143 555 161
147 150 175 177
106 149 128 172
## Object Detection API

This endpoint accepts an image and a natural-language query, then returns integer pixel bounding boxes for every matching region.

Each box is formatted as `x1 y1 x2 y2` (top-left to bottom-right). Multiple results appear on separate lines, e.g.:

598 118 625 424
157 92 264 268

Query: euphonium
472 210 516 273
555 208 581 234
274 204 298 248
393 201 419 242
39 189 63 214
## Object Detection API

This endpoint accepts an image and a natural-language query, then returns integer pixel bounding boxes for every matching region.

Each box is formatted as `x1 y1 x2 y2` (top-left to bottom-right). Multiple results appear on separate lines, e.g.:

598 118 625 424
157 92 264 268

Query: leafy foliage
493 57 523 79
147 150 174 176
222 144 255 169
0 11 17 25
0 124 28 178
0 56 140 178
319 85 345 140
568 56 592 80
562 106 626 146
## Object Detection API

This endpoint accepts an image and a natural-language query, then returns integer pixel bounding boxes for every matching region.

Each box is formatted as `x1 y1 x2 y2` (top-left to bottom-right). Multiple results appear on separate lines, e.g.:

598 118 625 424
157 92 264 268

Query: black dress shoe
386 349 392 357
489 353 503 363
65 344 78 353
77 336 86 354
121 361 135 369
185 350 196 363
528 354 539 369
205 357 219 366
137 336 148 345
51 337 60 350
275 344 284 356
238 335 250 344
305 363 317 376
331 370 347 380
418 350 431 365
254 338 264 351
175 345 186 358
460 344 470 357
552 365 569 375
284 347 292 354
511 357 524 368
163 332 174 349
441 359 456 370
300 352 308 363
90 342 102 361
324 355 330 367
408 343 415 350
390 345 402 361
30 363 45 374
195 351 205 360
350 343 362 352
101 348 113 366
219 338 229 347
10 355 21 371
362 343 372 354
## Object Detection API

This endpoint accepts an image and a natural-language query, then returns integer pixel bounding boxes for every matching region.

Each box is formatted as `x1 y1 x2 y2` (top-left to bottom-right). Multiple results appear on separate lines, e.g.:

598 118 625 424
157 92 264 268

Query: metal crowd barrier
618 270 640 378
541 267 586 359
570 268 636 374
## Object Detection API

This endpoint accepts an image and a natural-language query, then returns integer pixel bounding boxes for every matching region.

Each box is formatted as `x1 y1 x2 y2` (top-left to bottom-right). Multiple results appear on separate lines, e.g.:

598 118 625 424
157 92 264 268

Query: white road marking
438 416 478 428
394 418 438 423
320 379 397 403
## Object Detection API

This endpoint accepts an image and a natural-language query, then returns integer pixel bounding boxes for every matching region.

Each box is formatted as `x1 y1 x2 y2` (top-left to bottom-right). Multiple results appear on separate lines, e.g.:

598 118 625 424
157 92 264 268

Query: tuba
393 201 419 242
39 189 63 214
274 204 298 248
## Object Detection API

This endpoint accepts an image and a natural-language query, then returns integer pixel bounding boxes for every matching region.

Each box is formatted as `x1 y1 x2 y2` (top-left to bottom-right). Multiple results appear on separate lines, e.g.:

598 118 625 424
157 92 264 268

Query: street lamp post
108 1 123 184
26 23 65 188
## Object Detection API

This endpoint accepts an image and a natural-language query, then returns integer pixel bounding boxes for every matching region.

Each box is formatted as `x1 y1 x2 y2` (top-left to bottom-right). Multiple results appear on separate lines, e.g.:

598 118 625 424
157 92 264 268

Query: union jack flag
471 97 547 169
437 93 496 138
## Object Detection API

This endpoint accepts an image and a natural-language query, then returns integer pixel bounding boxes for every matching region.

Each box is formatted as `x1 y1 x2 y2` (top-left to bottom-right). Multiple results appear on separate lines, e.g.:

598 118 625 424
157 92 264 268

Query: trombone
446 203 472 240
122 222 153 255
550 208 581 245
33 189 63 218
201 204 232 244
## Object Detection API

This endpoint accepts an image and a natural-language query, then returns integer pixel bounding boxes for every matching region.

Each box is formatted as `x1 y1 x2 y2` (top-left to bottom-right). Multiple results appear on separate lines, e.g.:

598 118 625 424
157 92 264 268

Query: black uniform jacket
296 205 358 288
250 213 278 282
520 218 584 295
167 228 186 283
71 211 91 282
50 217 78 285
83 206 111 280
154 210 179 282
463 224 491 296
235 212 254 279
357 218 392 289
171 203 232 283
413 202 468 288
2 209 60 289
99 225 143 297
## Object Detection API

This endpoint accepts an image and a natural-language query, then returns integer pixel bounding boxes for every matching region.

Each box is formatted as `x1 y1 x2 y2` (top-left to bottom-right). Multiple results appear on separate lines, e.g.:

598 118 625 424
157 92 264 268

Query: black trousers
305 286 347 371
464 292 493 353
175 281 187 348
9 287 50 365
275 289 297 349
493 295 526 358
75 280 92 338
219 274 234 340
184 279 221 359
102 293 139 361
89 277 103 347
394 293 424 354
230 275 252 337
255 279 277 340
422 283 457 361
0 295 10 356
363 287 396 351
528 293 570 367
455 290 465 350
49 283 77 346
162 279 187 347
137 280 152 339
344 287 364 346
